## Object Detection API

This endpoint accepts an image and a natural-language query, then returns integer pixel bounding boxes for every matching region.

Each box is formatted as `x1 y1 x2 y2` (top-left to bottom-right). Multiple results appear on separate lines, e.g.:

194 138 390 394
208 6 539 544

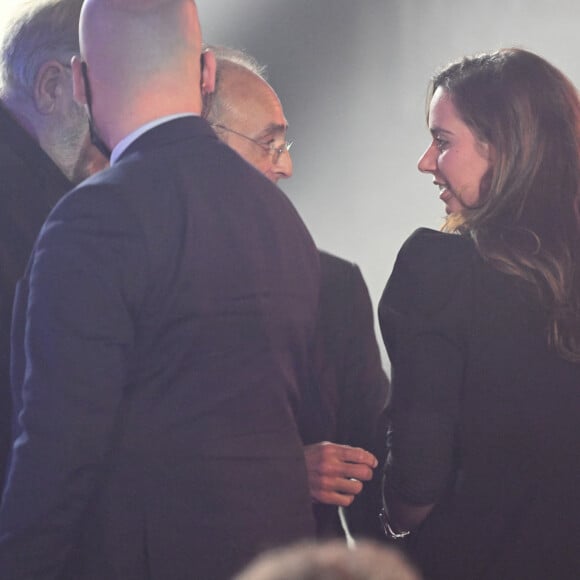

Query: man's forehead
225 78 287 131
228 77 277 109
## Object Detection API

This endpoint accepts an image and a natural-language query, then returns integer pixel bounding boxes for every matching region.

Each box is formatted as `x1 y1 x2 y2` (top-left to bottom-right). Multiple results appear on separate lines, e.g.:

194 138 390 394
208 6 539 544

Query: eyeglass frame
211 123 293 164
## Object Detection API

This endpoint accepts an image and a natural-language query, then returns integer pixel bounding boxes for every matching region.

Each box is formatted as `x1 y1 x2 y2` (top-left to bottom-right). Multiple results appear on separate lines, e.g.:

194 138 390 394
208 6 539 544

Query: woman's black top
379 228 580 580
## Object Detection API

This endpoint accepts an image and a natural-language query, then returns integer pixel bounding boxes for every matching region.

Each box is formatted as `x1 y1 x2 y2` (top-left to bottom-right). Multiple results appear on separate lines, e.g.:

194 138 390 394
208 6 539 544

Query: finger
307 458 374 481
312 489 357 507
338 446 378 468
313 475 363 496
304 442 378 469
335 462 374 482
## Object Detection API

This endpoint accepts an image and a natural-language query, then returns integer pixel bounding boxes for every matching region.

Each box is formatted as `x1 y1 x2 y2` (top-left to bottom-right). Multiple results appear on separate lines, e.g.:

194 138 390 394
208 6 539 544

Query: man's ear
34 60 67 114
71 55 87 106
200 49 216 96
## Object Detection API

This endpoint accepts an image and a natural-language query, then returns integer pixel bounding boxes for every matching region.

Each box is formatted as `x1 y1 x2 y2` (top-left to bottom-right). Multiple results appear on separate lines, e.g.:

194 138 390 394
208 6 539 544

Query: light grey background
198 0 580 365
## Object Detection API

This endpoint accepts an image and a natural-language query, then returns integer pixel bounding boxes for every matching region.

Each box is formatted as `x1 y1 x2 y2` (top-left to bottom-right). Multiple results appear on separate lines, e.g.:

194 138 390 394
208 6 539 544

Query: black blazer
299 251 389 538
379 228 580 580
0 103 72 491
0 117 319 580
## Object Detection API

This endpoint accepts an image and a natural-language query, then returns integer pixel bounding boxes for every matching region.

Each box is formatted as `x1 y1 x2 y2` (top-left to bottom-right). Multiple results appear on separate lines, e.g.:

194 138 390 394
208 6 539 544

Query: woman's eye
434 137 448 151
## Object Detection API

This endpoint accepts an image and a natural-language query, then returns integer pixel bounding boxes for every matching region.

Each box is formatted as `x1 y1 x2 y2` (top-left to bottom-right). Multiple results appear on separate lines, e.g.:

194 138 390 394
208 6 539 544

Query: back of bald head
80 0 204 125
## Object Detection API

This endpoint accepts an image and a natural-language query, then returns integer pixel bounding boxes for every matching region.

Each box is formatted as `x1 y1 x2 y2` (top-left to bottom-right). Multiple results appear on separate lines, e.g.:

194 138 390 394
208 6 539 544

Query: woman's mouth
435 182 451 201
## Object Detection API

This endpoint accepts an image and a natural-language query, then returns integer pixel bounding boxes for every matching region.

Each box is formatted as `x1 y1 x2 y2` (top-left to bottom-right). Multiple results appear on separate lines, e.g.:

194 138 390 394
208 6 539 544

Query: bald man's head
73 0 215 151
80 0 202 86
203 55 292 184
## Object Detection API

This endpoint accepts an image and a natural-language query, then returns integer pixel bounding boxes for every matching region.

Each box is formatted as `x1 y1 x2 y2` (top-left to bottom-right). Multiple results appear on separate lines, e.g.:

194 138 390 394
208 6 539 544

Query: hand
303 441 378 506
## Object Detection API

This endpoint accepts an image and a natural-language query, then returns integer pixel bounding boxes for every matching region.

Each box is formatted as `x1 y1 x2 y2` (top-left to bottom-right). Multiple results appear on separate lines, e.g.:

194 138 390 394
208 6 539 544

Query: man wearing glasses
203 47 390 540
203 53 293 184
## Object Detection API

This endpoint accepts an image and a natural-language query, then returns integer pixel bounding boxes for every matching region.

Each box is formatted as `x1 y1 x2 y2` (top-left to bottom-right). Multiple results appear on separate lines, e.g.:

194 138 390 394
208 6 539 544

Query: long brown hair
432 48 580 362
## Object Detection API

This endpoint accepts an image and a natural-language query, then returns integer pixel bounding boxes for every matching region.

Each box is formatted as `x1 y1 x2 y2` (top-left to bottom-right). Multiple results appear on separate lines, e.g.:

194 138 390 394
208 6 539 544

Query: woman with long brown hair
379 48 580 579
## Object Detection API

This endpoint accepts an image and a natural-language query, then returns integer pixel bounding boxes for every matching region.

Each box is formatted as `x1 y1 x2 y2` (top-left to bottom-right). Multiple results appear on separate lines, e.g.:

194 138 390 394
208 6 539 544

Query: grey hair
201 44 268 122
205 44 268 80
0 0 83 102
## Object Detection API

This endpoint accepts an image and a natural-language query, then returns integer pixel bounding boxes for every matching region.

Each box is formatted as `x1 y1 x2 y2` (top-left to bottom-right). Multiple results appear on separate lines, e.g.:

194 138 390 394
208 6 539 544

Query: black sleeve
378 228 473 505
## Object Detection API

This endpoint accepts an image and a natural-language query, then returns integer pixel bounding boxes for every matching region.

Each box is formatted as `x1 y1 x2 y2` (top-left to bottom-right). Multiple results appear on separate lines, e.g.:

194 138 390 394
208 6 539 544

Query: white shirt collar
110 113 199 165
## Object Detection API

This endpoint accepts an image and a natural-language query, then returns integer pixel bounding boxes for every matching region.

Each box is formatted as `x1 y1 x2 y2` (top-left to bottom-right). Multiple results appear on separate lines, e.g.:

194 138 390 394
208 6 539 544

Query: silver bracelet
379 507 411 540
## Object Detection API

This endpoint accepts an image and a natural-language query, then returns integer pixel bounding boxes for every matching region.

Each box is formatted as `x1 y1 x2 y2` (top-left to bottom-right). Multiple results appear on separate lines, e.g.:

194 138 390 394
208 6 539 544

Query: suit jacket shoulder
308 250 388 446
318 250 368 361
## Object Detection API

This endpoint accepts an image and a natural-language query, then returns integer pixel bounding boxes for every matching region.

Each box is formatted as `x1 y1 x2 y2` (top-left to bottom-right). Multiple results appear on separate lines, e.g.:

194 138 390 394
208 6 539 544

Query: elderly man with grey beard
0 0 107 493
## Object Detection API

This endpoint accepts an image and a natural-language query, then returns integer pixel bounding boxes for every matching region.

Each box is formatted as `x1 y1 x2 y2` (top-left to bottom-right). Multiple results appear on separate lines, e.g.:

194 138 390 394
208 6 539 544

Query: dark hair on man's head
431 48 580 361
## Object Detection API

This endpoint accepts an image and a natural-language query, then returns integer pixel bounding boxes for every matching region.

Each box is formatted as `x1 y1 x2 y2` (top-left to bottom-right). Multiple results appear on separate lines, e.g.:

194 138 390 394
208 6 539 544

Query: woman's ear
200 49 216 96
34 60 67 114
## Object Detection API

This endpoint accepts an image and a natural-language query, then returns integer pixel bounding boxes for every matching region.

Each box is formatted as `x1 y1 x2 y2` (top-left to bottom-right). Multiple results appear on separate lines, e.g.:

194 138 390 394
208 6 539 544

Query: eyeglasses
212 124 293 164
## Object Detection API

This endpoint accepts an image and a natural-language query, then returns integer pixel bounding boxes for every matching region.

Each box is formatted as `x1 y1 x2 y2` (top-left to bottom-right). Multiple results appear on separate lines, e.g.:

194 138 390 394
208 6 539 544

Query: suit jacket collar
116 116 217 163
0 101 72 195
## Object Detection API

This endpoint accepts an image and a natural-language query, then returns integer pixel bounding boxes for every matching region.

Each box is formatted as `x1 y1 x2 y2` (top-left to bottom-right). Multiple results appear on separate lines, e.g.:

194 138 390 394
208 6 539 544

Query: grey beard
51 104 96 184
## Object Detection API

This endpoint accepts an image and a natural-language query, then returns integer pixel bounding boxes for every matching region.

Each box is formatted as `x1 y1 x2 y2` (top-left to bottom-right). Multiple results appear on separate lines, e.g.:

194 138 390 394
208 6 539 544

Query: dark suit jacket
379 228 580 580
0 117 319 580
299 251 389 539
0 103 72 491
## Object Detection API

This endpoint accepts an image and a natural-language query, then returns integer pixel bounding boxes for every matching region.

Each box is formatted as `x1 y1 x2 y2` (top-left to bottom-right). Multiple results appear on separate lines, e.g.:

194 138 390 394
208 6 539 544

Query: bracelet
379 507 411 540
